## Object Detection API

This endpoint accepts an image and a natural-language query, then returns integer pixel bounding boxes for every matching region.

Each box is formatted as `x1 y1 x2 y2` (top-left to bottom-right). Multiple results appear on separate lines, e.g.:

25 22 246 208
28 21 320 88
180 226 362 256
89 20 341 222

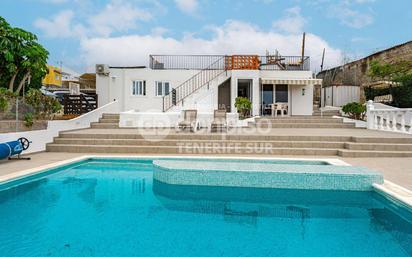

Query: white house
96 54 322 127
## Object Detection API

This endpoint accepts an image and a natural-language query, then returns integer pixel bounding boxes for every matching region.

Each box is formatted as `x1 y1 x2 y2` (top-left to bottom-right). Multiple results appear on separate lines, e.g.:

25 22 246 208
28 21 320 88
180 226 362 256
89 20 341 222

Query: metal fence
0 97 47 133
150 55 224 70
150 55 311 71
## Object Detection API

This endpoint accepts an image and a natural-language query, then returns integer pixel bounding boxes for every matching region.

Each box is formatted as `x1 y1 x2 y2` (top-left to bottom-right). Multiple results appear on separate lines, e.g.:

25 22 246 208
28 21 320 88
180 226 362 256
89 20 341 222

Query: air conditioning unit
96 64 110 75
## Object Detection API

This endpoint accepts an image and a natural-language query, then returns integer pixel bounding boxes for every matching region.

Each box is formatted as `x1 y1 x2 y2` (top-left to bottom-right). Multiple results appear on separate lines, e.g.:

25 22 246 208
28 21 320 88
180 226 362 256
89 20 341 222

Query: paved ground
1 152 411 190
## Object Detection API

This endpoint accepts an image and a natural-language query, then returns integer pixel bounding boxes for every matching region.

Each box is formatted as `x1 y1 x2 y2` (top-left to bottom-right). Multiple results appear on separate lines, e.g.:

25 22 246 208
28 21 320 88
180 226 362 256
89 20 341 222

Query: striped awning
261 78 322 85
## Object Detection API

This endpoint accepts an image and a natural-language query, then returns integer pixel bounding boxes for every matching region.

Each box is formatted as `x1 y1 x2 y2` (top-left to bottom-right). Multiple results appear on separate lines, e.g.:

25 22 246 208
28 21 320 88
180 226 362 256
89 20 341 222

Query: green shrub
24 113 34 127
25 89 61 118
0 88 17 99
342 102 366 120
25 89 43 115
0 96 8 112
235 97 252 118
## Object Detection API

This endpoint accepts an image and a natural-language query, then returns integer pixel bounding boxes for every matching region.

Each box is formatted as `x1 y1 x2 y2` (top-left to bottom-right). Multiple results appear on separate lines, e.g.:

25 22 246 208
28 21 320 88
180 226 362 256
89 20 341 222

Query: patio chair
177 109 199 132
272 103 288 117
210 109 228 132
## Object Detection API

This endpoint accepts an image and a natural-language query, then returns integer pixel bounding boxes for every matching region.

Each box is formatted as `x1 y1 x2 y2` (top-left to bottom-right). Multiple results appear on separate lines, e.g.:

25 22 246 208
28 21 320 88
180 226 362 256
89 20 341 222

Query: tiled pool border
0 155 411 210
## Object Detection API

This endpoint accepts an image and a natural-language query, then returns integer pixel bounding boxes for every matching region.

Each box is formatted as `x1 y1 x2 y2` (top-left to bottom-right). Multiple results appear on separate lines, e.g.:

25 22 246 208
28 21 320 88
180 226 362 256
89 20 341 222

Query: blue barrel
0 140 23 160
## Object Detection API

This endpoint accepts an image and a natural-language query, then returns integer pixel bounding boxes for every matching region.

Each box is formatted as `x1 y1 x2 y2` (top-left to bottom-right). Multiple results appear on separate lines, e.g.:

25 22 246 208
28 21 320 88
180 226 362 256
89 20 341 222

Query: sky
1 0 412 73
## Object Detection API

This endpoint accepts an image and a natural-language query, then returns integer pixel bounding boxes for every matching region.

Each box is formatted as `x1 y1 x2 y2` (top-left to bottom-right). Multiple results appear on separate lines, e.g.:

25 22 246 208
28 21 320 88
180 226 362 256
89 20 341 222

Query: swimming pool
0 158 411 257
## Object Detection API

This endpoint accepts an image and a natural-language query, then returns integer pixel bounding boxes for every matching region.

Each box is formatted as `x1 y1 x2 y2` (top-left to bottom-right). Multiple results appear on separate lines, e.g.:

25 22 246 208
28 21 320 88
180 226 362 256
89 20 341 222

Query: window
132 80 146 96
275 84 288 103
155 81 170 96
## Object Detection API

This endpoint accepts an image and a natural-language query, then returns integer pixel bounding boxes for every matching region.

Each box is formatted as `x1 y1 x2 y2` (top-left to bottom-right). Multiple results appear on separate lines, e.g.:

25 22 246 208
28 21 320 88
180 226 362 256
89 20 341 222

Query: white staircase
162 56 229 112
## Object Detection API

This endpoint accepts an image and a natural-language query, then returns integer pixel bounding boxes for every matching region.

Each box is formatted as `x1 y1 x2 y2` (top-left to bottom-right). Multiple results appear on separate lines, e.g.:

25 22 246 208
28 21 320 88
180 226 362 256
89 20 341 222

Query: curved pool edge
374 181 412 211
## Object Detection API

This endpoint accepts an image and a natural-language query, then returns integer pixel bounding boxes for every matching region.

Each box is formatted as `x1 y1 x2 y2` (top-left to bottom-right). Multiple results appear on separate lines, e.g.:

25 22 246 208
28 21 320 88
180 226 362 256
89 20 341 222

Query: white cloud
174 0 198 14
330 3 374 28
34 10 86 38
80 20 342 72
272 6 306 34
34 0 152 38
88 0 152 37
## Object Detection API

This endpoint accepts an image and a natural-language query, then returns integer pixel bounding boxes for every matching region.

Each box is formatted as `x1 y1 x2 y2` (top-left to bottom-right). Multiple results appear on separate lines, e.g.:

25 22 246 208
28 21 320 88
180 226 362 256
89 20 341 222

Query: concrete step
339 149 412 158
46 144 339 156
313 111 340 116
255 118 344 124
102 113 120 118
351 137 412 144
90 123 119 129
253 123 355 129
312 113 340 117
52 138 346 149
58 132 353 142
345 142 412 151
98 118 120 123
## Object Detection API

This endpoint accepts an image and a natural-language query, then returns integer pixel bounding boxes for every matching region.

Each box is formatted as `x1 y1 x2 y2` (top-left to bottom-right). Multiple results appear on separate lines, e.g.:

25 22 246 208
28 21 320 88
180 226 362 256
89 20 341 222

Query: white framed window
132 80 146 96
155 81 170 96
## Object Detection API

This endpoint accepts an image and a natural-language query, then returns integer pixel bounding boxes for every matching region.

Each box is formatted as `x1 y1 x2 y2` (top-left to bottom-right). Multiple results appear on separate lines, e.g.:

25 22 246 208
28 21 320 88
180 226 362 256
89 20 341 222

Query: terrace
149 54 311 71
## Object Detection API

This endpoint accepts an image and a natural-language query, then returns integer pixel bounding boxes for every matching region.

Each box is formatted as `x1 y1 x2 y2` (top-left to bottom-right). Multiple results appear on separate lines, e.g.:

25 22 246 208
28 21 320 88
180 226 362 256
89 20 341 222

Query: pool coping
0 154 411 210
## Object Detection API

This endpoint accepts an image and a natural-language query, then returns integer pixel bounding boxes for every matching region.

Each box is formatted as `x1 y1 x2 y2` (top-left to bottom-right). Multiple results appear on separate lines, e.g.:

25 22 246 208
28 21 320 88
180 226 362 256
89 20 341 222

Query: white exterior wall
96 67 316 116
98 68 199 112
290 84 314 115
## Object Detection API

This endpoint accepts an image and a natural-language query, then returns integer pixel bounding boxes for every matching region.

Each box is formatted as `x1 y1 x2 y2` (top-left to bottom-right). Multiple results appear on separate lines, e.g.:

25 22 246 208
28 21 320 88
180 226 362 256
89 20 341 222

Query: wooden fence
63 94 98 115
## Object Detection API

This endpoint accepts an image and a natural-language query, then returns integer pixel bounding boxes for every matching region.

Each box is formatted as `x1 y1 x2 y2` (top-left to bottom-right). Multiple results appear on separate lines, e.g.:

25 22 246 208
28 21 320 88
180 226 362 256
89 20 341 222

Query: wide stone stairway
46 113 412 157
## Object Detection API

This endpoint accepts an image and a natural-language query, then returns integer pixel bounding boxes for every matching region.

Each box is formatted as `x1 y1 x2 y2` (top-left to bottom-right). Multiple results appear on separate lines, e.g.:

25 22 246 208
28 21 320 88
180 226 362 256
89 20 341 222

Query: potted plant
235 97 252 119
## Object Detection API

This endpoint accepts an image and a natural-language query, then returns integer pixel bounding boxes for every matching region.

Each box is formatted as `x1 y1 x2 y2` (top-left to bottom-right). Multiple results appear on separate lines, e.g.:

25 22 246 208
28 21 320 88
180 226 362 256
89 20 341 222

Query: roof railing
150 55 310 71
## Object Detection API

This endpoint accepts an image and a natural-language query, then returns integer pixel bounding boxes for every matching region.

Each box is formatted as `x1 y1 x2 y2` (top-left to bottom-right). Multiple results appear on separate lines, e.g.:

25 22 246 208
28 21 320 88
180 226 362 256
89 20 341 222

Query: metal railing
150 55 224 70
259 55 310 71
150 54 310 71
162 56 226 111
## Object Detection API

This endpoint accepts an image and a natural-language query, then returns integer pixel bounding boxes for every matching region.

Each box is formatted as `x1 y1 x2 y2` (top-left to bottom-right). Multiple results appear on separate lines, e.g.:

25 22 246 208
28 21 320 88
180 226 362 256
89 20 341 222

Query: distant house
317 40 412 107
42 65 62 88
43 65 96 93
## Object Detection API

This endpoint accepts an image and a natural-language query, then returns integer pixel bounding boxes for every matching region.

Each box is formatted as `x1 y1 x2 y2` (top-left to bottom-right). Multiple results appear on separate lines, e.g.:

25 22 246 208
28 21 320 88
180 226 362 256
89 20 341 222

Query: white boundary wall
120 110 241 128
366 100 412 134
0 101 120 154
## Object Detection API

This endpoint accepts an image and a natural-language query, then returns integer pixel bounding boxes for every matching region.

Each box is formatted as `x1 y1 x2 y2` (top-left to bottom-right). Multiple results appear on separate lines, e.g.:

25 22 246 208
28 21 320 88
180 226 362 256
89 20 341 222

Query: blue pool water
0 158 411 257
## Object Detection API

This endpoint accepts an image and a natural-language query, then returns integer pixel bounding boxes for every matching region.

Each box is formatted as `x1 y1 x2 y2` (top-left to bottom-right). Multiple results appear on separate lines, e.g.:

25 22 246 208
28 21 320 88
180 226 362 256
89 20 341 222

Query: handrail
150 55 311 71
162 56 226 112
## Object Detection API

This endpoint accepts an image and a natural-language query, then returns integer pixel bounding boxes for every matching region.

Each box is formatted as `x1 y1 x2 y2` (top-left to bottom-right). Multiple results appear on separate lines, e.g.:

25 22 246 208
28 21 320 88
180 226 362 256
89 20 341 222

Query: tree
368 60 412 82
0 16 49 94
367 60 412 108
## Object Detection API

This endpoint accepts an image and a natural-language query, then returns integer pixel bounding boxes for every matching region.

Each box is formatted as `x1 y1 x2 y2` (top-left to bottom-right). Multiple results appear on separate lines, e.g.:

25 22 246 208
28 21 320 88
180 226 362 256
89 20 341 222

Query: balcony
149 55 310 71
